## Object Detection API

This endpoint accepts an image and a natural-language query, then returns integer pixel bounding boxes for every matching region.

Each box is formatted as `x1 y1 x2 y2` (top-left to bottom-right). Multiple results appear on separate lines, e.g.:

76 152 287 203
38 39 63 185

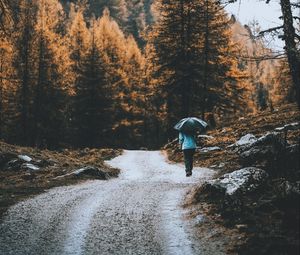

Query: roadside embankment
0 141 121 219
165 103 300 254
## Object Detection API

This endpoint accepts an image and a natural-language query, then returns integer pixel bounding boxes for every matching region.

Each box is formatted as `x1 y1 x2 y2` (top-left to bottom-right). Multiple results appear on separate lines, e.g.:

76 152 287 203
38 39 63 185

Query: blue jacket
179 132 196 150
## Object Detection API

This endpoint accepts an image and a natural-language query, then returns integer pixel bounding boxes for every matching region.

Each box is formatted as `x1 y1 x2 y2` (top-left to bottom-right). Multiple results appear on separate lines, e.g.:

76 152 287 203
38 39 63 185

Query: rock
210 162 225 169
218 162 225 168
207 167 268 196
235 134 257 146
199 146 221 153
197 135 214 139
34 159 52 167
18 155 32 162
238 132 286 172
274 122 300 132
236 224 248 230
227 134 257 148
255 132 284 145
5 159 23 171
21 163 40 171
72 166 108 179
54 166 109 180
194 214 206 224
239 146 273 166
276 180 300 199
200 167 269 216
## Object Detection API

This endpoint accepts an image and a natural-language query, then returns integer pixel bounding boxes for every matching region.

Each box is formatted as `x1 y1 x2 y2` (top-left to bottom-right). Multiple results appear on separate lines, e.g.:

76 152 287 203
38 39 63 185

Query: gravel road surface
0 150 222 255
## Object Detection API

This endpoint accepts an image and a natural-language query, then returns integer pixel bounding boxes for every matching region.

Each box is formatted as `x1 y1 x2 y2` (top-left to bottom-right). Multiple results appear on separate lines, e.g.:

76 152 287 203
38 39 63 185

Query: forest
0 0 299 149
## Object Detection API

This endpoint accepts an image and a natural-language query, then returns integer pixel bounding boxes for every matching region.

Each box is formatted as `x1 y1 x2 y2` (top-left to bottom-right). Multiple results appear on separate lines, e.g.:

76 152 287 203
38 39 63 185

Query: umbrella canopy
174 117 208 133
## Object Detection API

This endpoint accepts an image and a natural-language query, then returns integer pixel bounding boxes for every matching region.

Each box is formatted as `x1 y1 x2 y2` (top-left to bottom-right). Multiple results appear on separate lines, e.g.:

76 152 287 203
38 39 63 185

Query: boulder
72 166 108 179
227 134 257 148
206 167 269 196
236 134 257 147
200 167 269 216
238 132 286 171
54 166 109 180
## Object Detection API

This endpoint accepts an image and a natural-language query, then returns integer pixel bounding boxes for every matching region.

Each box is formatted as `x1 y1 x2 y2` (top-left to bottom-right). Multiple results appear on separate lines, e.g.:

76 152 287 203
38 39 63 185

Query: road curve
0 150 221 255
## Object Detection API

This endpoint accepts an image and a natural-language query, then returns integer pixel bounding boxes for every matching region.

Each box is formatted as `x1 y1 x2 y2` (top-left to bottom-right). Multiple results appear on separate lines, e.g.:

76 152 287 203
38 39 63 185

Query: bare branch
290 3 300 8
237 53 287 61
259 25 284 36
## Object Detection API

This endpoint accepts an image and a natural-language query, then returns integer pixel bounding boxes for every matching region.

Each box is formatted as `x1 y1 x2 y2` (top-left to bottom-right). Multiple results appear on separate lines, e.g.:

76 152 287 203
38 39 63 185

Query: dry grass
0 142 121 219
166 103 300 175
166 103 300 254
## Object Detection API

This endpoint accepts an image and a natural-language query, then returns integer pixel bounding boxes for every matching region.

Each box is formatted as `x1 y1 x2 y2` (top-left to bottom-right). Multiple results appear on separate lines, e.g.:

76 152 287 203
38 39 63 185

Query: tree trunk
280 0 300 107
0 53 3 138
202 0 210 119
20 24 30 145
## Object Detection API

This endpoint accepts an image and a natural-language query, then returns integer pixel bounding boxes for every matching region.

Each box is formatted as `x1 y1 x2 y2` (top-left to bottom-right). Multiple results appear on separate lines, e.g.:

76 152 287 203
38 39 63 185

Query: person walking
178 131 196 177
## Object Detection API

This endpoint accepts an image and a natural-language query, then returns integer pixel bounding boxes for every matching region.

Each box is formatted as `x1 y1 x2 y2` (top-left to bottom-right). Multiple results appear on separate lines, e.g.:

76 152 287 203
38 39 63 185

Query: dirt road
0 150 223 255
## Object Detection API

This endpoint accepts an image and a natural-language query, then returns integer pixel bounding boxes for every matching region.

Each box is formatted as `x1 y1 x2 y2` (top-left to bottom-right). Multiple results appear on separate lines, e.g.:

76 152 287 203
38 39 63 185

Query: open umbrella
174 117 208 133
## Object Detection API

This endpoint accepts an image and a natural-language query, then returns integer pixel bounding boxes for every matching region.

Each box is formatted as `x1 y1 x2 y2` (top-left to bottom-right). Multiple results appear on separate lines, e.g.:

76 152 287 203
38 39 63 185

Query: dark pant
183 149 195 173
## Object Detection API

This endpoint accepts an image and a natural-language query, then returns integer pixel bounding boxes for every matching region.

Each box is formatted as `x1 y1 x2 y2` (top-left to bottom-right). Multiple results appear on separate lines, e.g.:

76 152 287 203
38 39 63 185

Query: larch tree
73 18 110 148
94 8 130 146
66 2 91 145
122 34 146 146
0 33 15 139
12 0 38 145
142 40 168 147
31 0 69 148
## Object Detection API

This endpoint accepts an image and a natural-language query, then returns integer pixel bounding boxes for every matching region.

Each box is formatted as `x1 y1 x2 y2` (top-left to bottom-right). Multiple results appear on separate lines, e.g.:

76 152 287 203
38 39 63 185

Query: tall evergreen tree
149 0 245 138
73 22 109 148
12 0 38 145
31 0 68 148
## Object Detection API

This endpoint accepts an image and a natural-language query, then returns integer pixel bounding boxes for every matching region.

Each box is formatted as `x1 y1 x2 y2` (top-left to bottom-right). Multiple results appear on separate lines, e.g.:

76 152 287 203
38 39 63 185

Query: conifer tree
73 20 109 148
94 8 131 145
149 0 245 138
66 2 91 145
0 29 15 139
31 0 68 148
12 0 38 145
